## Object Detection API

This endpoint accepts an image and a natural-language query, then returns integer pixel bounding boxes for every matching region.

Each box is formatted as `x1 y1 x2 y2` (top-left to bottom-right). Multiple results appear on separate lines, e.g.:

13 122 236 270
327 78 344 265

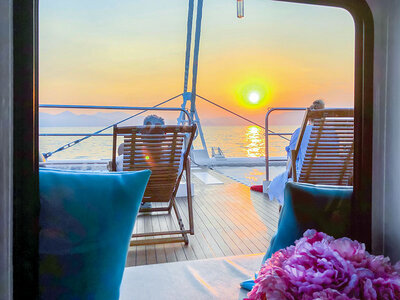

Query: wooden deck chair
112 124 197 246
291 108 354 186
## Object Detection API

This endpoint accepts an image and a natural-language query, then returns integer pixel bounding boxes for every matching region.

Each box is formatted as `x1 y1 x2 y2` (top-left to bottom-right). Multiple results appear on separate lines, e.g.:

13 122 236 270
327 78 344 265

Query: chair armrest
291 150 297 182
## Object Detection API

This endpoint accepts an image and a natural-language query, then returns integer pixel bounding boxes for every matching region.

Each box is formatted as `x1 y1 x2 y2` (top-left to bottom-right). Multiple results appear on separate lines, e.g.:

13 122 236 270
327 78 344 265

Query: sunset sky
39 0 355 125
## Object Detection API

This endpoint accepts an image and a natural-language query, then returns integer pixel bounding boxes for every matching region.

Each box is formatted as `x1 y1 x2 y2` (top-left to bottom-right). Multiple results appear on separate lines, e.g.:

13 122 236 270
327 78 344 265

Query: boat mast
178 0 208 157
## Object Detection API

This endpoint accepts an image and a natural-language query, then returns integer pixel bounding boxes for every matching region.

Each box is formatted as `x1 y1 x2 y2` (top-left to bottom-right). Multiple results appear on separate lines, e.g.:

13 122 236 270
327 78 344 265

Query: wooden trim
291 150 297 182
290 108 309 180
293 108 310 160
307 108 354 118
116 125 195 134
130 236 187 246
132 230 191 238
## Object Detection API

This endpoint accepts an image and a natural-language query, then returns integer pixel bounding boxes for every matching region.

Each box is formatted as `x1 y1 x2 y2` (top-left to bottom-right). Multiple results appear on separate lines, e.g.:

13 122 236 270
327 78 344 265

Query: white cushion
120 254 263 300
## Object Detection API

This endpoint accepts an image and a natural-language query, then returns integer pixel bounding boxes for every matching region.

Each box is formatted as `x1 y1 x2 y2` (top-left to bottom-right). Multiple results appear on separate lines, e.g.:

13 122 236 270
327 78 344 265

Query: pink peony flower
246 230 400 300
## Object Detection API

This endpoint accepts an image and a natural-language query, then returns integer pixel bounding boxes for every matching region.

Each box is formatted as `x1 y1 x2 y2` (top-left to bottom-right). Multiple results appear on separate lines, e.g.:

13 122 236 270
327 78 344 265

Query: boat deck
126 167 280 267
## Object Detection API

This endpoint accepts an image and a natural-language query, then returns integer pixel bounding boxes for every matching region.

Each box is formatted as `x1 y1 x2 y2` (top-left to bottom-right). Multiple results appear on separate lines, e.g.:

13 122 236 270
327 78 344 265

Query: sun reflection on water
245 125 264 157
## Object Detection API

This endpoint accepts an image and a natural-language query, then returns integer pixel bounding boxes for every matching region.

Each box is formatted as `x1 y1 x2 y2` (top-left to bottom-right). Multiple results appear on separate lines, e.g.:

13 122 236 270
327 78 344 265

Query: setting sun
235 78 270 109
248 92 260 104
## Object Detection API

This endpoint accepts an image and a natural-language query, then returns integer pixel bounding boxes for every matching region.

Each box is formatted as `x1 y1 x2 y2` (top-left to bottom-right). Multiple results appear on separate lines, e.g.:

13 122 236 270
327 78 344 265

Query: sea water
39 125 297 160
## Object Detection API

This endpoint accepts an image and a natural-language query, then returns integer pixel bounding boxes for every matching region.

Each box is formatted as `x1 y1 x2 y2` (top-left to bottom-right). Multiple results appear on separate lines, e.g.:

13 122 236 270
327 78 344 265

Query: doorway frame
12 0 374 298
277 0 374 257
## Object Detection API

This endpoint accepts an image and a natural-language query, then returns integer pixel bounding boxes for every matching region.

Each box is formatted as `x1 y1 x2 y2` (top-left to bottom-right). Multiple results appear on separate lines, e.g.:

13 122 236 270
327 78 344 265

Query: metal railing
39 105 192 159
40 104 310 179
265 107 307 181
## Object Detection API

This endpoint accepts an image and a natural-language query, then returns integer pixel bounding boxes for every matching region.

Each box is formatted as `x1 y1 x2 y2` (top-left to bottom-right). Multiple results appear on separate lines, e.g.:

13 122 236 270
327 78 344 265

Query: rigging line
43 93 183 159
196 94 291 142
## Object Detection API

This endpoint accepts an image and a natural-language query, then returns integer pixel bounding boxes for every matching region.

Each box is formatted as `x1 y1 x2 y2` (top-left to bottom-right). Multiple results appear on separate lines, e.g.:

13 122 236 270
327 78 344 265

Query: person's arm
116 154 124 171
285 128 300 178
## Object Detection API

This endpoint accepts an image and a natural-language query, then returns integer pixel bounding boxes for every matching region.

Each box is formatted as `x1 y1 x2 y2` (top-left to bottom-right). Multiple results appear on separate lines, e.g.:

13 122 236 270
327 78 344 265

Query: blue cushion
39 168 151 300
241 182 353 291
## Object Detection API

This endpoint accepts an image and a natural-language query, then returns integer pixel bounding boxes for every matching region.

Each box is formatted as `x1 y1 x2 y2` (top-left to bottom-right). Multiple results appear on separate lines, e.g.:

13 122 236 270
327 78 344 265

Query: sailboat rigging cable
196 94 290 142
41 94 290 158
41 93 183 159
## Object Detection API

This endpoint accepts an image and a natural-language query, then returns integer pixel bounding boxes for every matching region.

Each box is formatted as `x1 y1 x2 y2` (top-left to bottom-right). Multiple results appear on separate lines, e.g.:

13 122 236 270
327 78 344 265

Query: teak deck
126 168 280 267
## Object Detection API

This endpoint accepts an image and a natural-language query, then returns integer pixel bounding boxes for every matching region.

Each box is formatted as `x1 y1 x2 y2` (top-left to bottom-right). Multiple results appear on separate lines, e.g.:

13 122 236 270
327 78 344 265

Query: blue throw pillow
241 182 352 291
39 168 151 300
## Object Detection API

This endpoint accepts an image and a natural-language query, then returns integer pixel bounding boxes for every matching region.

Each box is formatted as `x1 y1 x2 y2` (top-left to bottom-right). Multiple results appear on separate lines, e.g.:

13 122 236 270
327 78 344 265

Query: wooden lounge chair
112 124 197 245
290 108 354 186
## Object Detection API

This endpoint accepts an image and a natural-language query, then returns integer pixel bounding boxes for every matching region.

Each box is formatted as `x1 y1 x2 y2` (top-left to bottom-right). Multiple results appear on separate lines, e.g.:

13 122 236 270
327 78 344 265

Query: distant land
39 110 304 127
39 111 135 127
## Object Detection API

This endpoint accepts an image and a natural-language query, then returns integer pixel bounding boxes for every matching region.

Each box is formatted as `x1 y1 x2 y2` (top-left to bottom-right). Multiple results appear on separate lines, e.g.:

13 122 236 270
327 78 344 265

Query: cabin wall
367 0 400 261
0 0 13 299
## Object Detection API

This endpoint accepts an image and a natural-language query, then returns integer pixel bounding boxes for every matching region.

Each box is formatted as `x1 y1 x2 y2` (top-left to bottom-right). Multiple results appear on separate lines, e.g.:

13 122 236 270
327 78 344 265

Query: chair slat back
298 109 354 186
113 125 196 202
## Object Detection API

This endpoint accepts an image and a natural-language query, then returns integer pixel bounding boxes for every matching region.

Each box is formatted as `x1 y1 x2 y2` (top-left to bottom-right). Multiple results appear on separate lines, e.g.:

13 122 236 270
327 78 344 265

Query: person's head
308 99 325 125
143 115 166 145
309 99 325 110
143 115 165 126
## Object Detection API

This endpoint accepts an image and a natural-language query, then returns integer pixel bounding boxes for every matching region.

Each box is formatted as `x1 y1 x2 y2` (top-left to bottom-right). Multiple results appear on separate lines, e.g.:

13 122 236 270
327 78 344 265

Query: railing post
265 109 272 181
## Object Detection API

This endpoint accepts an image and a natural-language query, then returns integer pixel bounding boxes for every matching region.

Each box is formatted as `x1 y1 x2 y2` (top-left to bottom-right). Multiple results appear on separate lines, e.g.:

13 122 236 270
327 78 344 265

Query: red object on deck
250 185 263 193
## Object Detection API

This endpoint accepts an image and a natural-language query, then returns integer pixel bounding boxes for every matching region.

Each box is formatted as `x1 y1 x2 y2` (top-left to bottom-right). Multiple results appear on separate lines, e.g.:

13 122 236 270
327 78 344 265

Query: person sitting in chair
267 99 325 205
112 115 165 210
110 115 166 172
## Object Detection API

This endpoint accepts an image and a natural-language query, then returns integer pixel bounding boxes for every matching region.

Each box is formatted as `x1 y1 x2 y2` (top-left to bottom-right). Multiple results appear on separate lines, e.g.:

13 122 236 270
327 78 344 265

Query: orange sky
39 0 354 125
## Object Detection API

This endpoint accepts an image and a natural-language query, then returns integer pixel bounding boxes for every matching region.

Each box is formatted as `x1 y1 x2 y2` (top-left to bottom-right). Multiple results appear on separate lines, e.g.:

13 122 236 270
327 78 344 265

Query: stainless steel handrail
265 107 307 181
40 133 113 137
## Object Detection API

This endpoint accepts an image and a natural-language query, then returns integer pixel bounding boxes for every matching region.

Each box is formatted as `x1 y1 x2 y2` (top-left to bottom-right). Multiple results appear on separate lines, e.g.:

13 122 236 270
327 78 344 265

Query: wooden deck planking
135 215 146 266
152 212 168 264
126 168 280 267
144 215 157 265
158 214 178 263
174 201 208 260
197 196 266 254
183 189 252 255
193 171 277 249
